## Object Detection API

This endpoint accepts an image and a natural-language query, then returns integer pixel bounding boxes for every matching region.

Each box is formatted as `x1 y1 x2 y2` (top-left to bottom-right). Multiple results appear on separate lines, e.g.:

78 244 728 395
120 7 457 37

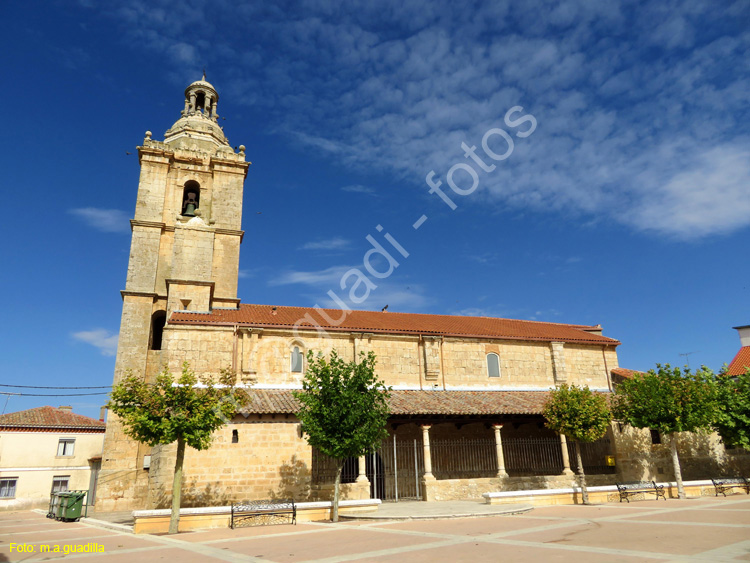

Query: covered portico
300 390 616 502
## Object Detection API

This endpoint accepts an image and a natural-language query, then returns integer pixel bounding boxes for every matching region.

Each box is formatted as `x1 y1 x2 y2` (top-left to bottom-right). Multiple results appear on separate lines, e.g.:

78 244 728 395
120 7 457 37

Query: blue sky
2 0 749 420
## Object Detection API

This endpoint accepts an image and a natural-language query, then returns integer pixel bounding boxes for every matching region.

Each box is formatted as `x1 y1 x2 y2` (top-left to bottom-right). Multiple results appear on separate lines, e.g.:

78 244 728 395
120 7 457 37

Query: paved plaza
0 495 748 562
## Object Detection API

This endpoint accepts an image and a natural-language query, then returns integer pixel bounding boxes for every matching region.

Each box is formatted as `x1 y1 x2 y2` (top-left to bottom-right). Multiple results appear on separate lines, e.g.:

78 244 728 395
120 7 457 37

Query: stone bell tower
96 77 249 511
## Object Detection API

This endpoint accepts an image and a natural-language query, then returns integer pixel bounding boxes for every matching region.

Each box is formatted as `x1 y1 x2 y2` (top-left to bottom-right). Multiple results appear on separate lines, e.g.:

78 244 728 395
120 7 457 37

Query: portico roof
237 389 557 417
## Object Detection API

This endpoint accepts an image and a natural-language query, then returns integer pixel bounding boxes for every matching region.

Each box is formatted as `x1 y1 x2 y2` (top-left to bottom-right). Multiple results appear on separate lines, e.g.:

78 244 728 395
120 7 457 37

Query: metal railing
311 435 615 499
502 437 564 476
568 438 616 475
430 438 497 479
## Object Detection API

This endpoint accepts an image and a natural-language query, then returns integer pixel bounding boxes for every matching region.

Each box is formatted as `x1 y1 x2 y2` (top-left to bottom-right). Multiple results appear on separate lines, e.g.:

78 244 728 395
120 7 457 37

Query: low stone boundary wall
132 499 381 534
483 480 716 506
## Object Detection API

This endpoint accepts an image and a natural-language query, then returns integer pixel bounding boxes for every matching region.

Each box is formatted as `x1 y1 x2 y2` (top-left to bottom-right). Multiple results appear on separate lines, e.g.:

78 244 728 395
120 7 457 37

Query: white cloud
341 184 377 195
270 264 430 312
94 0 750 241
300 237 352 251
270 265 355 287
453 307 509 318
69 208 130 233
72 329 119 356
627 145 750 239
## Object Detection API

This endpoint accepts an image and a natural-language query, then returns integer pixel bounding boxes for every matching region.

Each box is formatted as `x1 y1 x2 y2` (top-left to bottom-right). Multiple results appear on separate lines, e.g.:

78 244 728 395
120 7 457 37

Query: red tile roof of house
0 406 106 431
171 304 620 346
238 389 555 416
727 346 750 376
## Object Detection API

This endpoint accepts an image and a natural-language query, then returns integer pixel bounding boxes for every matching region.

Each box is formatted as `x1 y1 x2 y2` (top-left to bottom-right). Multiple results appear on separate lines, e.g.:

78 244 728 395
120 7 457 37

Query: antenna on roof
381 305 388 312
678 351 699 369
1 393 19 415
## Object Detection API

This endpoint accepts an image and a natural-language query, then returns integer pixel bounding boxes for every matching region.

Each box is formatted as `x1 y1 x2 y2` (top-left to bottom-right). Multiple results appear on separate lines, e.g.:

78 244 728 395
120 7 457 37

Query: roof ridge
236 303 600 329
0 405 106 427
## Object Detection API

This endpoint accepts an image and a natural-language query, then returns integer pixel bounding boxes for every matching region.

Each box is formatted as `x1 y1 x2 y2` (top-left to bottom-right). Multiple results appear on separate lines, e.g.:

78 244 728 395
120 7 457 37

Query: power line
0 384 111 390
0 392 110 397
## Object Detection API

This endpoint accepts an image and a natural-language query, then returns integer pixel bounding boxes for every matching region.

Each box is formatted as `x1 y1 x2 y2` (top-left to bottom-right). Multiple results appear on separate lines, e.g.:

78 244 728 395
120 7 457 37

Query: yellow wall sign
606 455 616 466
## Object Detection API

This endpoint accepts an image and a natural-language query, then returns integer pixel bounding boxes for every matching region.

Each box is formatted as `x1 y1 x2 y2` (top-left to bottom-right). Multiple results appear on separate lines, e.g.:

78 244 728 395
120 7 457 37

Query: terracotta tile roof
172 304 620 346
0 406 106 431
610 367 644 385
238 389 554 416
387 390 552 415
727 346 750 376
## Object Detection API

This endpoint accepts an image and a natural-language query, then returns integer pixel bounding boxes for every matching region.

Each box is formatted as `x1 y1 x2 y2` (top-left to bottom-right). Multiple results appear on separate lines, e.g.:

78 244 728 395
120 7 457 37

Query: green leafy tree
612 364 718 499
294 350 390 522
108 362 247 534
543 384 612 504
714 367 750 450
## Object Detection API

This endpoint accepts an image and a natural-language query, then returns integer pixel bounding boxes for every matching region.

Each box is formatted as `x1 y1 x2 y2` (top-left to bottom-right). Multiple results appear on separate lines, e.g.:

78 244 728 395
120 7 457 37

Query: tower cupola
163 73 230 150
183 74 220 121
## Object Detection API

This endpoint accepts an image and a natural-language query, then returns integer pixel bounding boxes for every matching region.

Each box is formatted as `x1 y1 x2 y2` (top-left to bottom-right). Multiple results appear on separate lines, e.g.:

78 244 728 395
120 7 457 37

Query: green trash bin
54 492 70 520
58 491 87 522
47 493 62 519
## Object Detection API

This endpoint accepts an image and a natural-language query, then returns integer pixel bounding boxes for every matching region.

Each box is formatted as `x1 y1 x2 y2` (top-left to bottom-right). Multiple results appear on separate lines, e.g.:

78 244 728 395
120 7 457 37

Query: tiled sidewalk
0 496 748 562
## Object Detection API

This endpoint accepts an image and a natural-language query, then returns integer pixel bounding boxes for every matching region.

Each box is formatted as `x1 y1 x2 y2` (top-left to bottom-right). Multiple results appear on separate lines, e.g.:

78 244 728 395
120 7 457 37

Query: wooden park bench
711 478 750 497
230 499 296 528
615 481 666 503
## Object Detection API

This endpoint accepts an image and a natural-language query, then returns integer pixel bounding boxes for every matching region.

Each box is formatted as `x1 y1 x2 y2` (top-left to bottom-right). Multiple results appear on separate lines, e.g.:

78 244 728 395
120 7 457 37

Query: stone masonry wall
164 325 235 376
612 424 750 482
565 344 616 388
160 325 618 390
146 416 313 508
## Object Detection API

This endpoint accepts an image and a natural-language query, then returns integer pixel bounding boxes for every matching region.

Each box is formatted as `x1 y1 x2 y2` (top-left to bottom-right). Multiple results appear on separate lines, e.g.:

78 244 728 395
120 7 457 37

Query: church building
97 78 639 512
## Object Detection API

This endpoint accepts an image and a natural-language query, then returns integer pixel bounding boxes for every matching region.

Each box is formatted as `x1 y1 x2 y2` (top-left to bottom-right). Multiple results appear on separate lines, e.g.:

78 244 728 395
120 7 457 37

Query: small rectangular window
0 479 17 498
51 476 69 494
57 439 75 457
650 429 662 444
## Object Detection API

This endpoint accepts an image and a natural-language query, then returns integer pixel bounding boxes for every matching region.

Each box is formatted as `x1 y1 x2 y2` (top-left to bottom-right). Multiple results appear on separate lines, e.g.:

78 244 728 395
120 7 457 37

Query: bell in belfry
183 191 199 216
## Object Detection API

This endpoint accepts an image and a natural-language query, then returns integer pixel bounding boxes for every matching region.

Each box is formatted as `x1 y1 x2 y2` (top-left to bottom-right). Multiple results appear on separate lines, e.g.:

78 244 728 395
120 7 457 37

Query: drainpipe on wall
439 337 447 391
602 346 612 391
417 335 423 390
232 324 239 373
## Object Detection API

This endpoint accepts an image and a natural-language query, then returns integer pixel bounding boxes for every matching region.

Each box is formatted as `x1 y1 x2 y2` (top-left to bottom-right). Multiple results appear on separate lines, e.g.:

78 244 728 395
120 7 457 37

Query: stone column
189 92 196 113
356 455 368 482
421 425 435 480
492 424 508 478
212 99 219 121
351 454 370 499
420 424 436 501
559 433 575 476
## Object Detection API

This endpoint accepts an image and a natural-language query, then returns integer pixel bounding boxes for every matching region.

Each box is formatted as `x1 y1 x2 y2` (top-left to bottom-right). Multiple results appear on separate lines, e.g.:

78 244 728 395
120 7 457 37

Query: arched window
195 92 206 113
291 346 303 373
182 181 200 216
487 353 500 378
149 311 167 351
232 429 239 444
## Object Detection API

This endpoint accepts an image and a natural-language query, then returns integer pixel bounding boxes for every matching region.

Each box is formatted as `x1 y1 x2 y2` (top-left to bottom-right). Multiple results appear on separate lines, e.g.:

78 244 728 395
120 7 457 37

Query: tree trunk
669 433 685 499
574 441 589 505
169 437 186 534
332 462 343 523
